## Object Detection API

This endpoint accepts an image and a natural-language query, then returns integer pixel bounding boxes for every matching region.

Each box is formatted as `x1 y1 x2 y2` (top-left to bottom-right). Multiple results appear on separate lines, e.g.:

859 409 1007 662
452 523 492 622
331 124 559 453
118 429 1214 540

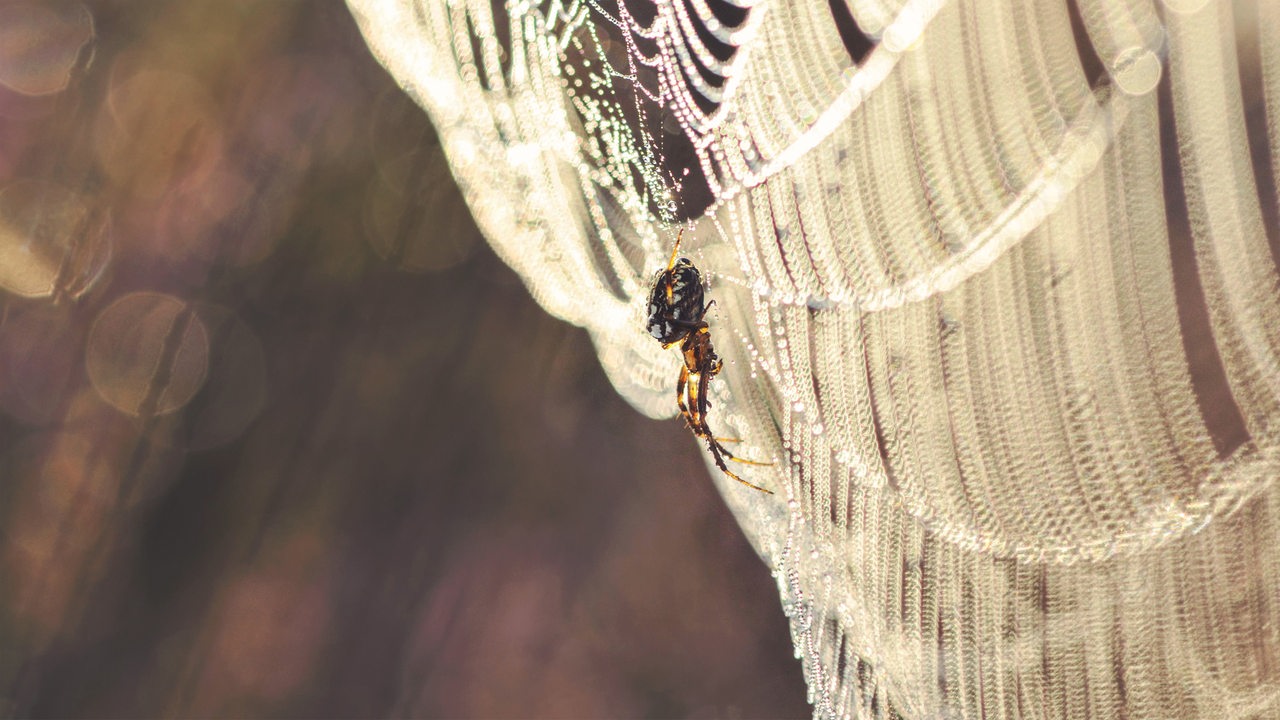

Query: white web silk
347 0 1280 716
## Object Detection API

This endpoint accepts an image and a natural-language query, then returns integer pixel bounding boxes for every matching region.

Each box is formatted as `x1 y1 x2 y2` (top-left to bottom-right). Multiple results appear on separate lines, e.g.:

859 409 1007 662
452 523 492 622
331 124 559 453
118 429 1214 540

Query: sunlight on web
347 0 1280 716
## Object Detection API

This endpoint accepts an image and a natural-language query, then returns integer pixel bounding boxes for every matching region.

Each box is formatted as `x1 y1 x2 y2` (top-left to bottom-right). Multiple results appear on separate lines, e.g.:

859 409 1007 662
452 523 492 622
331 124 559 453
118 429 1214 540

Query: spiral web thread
346 0 1280 716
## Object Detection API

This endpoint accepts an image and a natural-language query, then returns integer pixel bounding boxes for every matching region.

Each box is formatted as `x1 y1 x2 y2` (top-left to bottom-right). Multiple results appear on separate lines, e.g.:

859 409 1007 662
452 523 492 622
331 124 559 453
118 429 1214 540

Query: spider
646 230 772 494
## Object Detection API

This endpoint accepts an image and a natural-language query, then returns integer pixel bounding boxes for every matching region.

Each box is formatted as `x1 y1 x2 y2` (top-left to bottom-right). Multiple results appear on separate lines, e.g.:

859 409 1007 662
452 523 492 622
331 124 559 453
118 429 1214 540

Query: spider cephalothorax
646 230 772 493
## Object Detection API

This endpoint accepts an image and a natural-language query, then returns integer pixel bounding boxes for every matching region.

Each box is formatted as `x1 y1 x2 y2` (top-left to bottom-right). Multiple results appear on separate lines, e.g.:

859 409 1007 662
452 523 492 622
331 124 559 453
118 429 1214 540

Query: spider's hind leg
676 364 692 428
703 434 774 494
692 372 773 493
703 427 767 465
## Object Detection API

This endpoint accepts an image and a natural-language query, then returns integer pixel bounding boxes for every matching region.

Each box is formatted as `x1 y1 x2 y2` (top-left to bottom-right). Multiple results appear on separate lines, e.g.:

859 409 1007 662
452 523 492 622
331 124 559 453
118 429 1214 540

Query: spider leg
666 228 684 271
718 464 774 494
695 365 712 434
686 364 706 431
690 367 773 493
691 372 733 459
676 364 692 429
704 427 767 466
702 428 774 494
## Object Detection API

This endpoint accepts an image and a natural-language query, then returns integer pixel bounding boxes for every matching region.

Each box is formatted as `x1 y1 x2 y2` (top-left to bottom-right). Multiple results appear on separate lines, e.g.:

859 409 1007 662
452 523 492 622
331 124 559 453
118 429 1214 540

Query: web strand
349 0 1280 716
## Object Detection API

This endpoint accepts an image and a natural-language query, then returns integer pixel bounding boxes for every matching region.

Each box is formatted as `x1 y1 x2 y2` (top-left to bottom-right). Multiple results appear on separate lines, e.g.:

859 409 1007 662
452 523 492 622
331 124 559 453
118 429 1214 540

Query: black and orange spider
646 230 772 494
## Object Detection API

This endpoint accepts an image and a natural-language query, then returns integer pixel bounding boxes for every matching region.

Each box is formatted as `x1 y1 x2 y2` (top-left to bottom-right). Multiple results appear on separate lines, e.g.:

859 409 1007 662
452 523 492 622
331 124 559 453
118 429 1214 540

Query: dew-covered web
347 0 1280 717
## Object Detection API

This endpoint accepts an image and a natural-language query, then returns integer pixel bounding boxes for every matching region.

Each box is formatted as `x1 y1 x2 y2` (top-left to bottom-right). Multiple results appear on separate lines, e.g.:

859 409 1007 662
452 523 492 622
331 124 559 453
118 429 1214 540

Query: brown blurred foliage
0 1 807 717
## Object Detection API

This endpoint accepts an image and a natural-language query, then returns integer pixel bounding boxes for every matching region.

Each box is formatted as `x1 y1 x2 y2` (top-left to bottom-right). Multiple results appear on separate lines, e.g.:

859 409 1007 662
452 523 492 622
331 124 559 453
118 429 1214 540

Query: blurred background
0 1 808 716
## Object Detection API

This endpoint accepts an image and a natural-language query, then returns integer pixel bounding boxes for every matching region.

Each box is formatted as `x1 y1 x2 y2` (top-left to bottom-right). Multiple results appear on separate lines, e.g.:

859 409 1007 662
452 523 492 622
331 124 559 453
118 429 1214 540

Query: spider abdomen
646 260 705 343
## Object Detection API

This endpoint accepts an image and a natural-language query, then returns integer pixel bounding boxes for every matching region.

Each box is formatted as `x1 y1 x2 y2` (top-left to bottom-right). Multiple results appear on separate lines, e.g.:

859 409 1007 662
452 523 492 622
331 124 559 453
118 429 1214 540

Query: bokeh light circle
0 178 111 300
86 292 210 417
0 1 94 97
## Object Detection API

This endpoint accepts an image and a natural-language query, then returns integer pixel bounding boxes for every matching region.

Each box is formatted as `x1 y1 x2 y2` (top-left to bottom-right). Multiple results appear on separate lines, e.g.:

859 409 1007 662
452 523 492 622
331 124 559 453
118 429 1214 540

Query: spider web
346 0 1280 716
